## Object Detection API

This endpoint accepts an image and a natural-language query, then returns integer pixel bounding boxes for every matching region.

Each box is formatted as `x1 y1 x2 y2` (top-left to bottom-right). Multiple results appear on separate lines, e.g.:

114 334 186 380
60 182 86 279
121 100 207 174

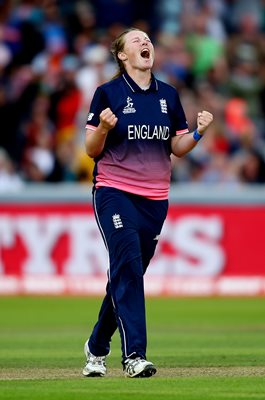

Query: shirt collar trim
122 72 158 93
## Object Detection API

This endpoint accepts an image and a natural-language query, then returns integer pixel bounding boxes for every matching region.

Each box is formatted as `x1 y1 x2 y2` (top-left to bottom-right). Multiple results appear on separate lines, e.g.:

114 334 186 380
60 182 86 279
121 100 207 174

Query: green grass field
0 296 265 400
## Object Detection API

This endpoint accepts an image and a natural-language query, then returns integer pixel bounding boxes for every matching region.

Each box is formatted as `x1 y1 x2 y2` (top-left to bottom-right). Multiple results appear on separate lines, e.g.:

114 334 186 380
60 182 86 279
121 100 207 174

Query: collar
122 72 158 93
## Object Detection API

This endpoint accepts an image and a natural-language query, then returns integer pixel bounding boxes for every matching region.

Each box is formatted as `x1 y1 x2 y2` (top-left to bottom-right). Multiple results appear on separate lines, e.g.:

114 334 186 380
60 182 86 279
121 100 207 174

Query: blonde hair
110 27 140 79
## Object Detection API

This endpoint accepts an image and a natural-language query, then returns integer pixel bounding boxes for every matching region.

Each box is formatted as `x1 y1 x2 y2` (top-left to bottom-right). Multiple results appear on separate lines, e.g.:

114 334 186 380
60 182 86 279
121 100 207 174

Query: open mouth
140 48 150 59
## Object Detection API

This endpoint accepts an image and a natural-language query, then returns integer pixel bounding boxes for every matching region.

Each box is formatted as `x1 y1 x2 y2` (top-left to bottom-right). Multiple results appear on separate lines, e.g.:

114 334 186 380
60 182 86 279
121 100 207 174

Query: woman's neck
126 67 152 89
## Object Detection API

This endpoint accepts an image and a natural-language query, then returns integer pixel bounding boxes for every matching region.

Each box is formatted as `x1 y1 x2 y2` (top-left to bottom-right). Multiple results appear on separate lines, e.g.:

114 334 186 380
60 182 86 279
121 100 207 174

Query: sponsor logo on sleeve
87 113 94 121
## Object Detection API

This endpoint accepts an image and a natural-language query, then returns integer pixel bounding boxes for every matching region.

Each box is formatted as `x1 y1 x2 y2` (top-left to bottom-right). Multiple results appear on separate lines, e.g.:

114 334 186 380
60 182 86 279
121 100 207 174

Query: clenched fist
197 110 213 134
99 108 118 132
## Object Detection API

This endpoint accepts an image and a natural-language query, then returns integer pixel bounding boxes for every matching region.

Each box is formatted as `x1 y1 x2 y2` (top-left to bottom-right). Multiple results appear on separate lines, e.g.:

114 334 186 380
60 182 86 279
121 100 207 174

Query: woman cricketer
82 28 213 378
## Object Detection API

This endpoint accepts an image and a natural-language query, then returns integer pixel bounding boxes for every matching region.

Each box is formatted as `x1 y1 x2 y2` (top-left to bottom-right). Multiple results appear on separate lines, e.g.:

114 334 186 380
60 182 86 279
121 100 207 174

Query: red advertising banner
0 203 265 296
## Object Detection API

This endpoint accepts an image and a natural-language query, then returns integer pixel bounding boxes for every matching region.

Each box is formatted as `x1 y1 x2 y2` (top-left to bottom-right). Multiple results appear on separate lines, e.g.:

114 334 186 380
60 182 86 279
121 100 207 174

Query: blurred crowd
1 0 265 192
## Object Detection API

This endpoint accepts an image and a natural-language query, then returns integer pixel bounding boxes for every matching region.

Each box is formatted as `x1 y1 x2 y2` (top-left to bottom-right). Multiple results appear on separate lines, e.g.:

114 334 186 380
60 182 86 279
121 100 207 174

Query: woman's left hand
197 110 213 134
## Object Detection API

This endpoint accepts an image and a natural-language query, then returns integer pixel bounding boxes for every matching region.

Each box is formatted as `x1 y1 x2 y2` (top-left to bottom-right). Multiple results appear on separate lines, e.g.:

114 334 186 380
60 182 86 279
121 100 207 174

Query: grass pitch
0 296 265 399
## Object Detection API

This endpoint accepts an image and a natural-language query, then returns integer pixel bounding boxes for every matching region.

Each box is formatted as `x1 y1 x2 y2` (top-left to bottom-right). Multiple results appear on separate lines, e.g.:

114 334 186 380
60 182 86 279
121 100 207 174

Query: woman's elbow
85 148 98 159
172 149 186 158
85 146 93 158
85 144 102 159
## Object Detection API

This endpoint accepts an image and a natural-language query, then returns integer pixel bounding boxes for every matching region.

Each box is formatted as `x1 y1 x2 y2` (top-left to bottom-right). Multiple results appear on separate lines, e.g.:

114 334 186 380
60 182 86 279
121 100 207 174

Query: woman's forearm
85 125 109 158
85 108 118 158
171 132 198 157
171 110 213 157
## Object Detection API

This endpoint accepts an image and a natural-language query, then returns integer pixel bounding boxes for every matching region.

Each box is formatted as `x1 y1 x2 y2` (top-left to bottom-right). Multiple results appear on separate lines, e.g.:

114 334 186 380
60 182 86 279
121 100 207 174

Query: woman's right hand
99 108 118 133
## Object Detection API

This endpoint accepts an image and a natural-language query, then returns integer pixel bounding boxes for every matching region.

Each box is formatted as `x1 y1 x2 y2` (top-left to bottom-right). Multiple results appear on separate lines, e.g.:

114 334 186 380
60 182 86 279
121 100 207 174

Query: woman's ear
118 52 127 61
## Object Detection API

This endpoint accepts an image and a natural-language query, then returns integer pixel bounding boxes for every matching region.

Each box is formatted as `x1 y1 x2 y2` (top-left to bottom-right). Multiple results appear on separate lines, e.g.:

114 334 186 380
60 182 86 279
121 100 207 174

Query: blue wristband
193 129 203 142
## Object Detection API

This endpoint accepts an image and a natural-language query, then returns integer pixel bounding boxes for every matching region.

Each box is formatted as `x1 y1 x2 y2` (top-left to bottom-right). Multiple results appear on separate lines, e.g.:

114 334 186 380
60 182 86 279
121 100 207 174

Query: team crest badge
159 99 167 113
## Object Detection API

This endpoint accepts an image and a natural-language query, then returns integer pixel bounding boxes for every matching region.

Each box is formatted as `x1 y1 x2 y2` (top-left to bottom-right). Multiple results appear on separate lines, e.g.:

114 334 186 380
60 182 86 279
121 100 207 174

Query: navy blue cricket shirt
86 72 189 200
